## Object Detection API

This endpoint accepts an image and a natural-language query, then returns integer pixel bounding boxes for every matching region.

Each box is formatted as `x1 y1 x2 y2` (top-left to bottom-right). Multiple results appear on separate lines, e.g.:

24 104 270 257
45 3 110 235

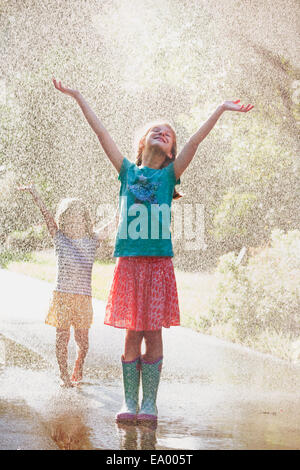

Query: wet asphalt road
1 268 300 450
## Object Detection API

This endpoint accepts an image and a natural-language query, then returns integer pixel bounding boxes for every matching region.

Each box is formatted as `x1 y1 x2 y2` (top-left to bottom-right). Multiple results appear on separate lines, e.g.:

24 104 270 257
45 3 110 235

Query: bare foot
60 373 74 388
71 362 83 383
60 381 74 388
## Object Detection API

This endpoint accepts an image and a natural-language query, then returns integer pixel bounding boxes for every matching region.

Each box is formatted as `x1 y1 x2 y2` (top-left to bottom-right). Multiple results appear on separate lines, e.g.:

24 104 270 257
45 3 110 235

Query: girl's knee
56 328 70 342
143 330 162 357
124 330 144 360
143 330 162 344
125 330 144 345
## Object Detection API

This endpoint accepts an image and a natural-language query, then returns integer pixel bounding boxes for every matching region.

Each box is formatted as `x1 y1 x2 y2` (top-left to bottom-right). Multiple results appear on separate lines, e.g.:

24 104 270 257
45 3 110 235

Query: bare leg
56 328 73 387
71 329 89 383
124 330 144 361
142 330 163 363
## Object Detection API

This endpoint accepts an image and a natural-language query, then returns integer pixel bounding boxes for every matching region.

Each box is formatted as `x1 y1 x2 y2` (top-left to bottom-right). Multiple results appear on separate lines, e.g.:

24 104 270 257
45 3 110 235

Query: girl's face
61 208 87 238
145 124 175 159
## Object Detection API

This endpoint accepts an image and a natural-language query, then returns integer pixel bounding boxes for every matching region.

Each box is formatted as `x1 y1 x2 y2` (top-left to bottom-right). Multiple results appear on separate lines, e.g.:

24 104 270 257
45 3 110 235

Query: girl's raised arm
173 100 254 179
18 184 58 238
53 78 124 173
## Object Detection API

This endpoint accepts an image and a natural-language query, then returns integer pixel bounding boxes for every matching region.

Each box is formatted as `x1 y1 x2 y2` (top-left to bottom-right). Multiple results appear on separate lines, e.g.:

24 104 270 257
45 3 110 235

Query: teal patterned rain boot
137 356 163 424
116 356 141 423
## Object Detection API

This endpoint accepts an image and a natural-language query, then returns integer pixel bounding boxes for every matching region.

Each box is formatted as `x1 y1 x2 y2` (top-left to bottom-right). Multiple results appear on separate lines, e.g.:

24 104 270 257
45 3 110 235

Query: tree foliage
1 0 299 268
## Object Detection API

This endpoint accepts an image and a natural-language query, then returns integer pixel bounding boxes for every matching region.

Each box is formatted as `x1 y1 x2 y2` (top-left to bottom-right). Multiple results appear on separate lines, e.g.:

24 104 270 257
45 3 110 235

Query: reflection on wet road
1 336 300 450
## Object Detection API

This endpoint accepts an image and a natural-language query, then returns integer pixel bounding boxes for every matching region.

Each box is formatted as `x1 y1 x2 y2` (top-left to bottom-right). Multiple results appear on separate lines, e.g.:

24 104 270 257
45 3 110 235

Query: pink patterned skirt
104 257 180 331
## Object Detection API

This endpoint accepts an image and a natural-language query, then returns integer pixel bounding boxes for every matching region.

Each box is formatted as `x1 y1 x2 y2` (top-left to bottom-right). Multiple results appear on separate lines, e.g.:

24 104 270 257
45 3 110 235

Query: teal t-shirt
114 157 181 257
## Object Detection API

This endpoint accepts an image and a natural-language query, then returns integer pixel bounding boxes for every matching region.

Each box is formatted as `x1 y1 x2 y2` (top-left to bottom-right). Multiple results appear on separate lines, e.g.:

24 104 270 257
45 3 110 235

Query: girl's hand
221 100 254 112
17 182 36 193
52 78 79 98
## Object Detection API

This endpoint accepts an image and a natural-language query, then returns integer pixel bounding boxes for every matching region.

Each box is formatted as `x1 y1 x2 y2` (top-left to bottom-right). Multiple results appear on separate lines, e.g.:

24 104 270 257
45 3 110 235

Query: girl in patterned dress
53 78 253 422
19 184 116 387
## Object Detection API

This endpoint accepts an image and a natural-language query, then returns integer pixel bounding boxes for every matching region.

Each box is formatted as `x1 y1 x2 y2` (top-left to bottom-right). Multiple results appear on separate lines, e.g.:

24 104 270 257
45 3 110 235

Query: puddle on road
1 334 300 450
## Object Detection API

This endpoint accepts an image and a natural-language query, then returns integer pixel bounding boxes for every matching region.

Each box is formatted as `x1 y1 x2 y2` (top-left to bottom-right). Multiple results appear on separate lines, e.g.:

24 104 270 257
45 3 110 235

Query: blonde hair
55 198 94 238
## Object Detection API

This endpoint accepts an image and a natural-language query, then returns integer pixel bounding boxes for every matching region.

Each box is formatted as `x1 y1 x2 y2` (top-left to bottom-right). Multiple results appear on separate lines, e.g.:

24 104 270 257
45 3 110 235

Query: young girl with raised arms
19 185 116 387
53 78 253 422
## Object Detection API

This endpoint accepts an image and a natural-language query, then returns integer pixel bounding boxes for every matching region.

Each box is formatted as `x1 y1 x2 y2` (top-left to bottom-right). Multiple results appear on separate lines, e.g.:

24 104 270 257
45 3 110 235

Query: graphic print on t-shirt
127 174 162 204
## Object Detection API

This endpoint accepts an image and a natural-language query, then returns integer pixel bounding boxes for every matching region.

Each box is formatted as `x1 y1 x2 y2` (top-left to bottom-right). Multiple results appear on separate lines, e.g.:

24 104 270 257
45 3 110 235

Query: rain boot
116 356 140 423
137 356 163 424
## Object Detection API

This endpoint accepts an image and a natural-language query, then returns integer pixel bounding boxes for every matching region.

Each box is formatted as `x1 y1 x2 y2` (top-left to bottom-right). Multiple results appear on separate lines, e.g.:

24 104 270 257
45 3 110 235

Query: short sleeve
164 161 181 186
53 230 62 254
53 230 60 245
118 157 133 182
